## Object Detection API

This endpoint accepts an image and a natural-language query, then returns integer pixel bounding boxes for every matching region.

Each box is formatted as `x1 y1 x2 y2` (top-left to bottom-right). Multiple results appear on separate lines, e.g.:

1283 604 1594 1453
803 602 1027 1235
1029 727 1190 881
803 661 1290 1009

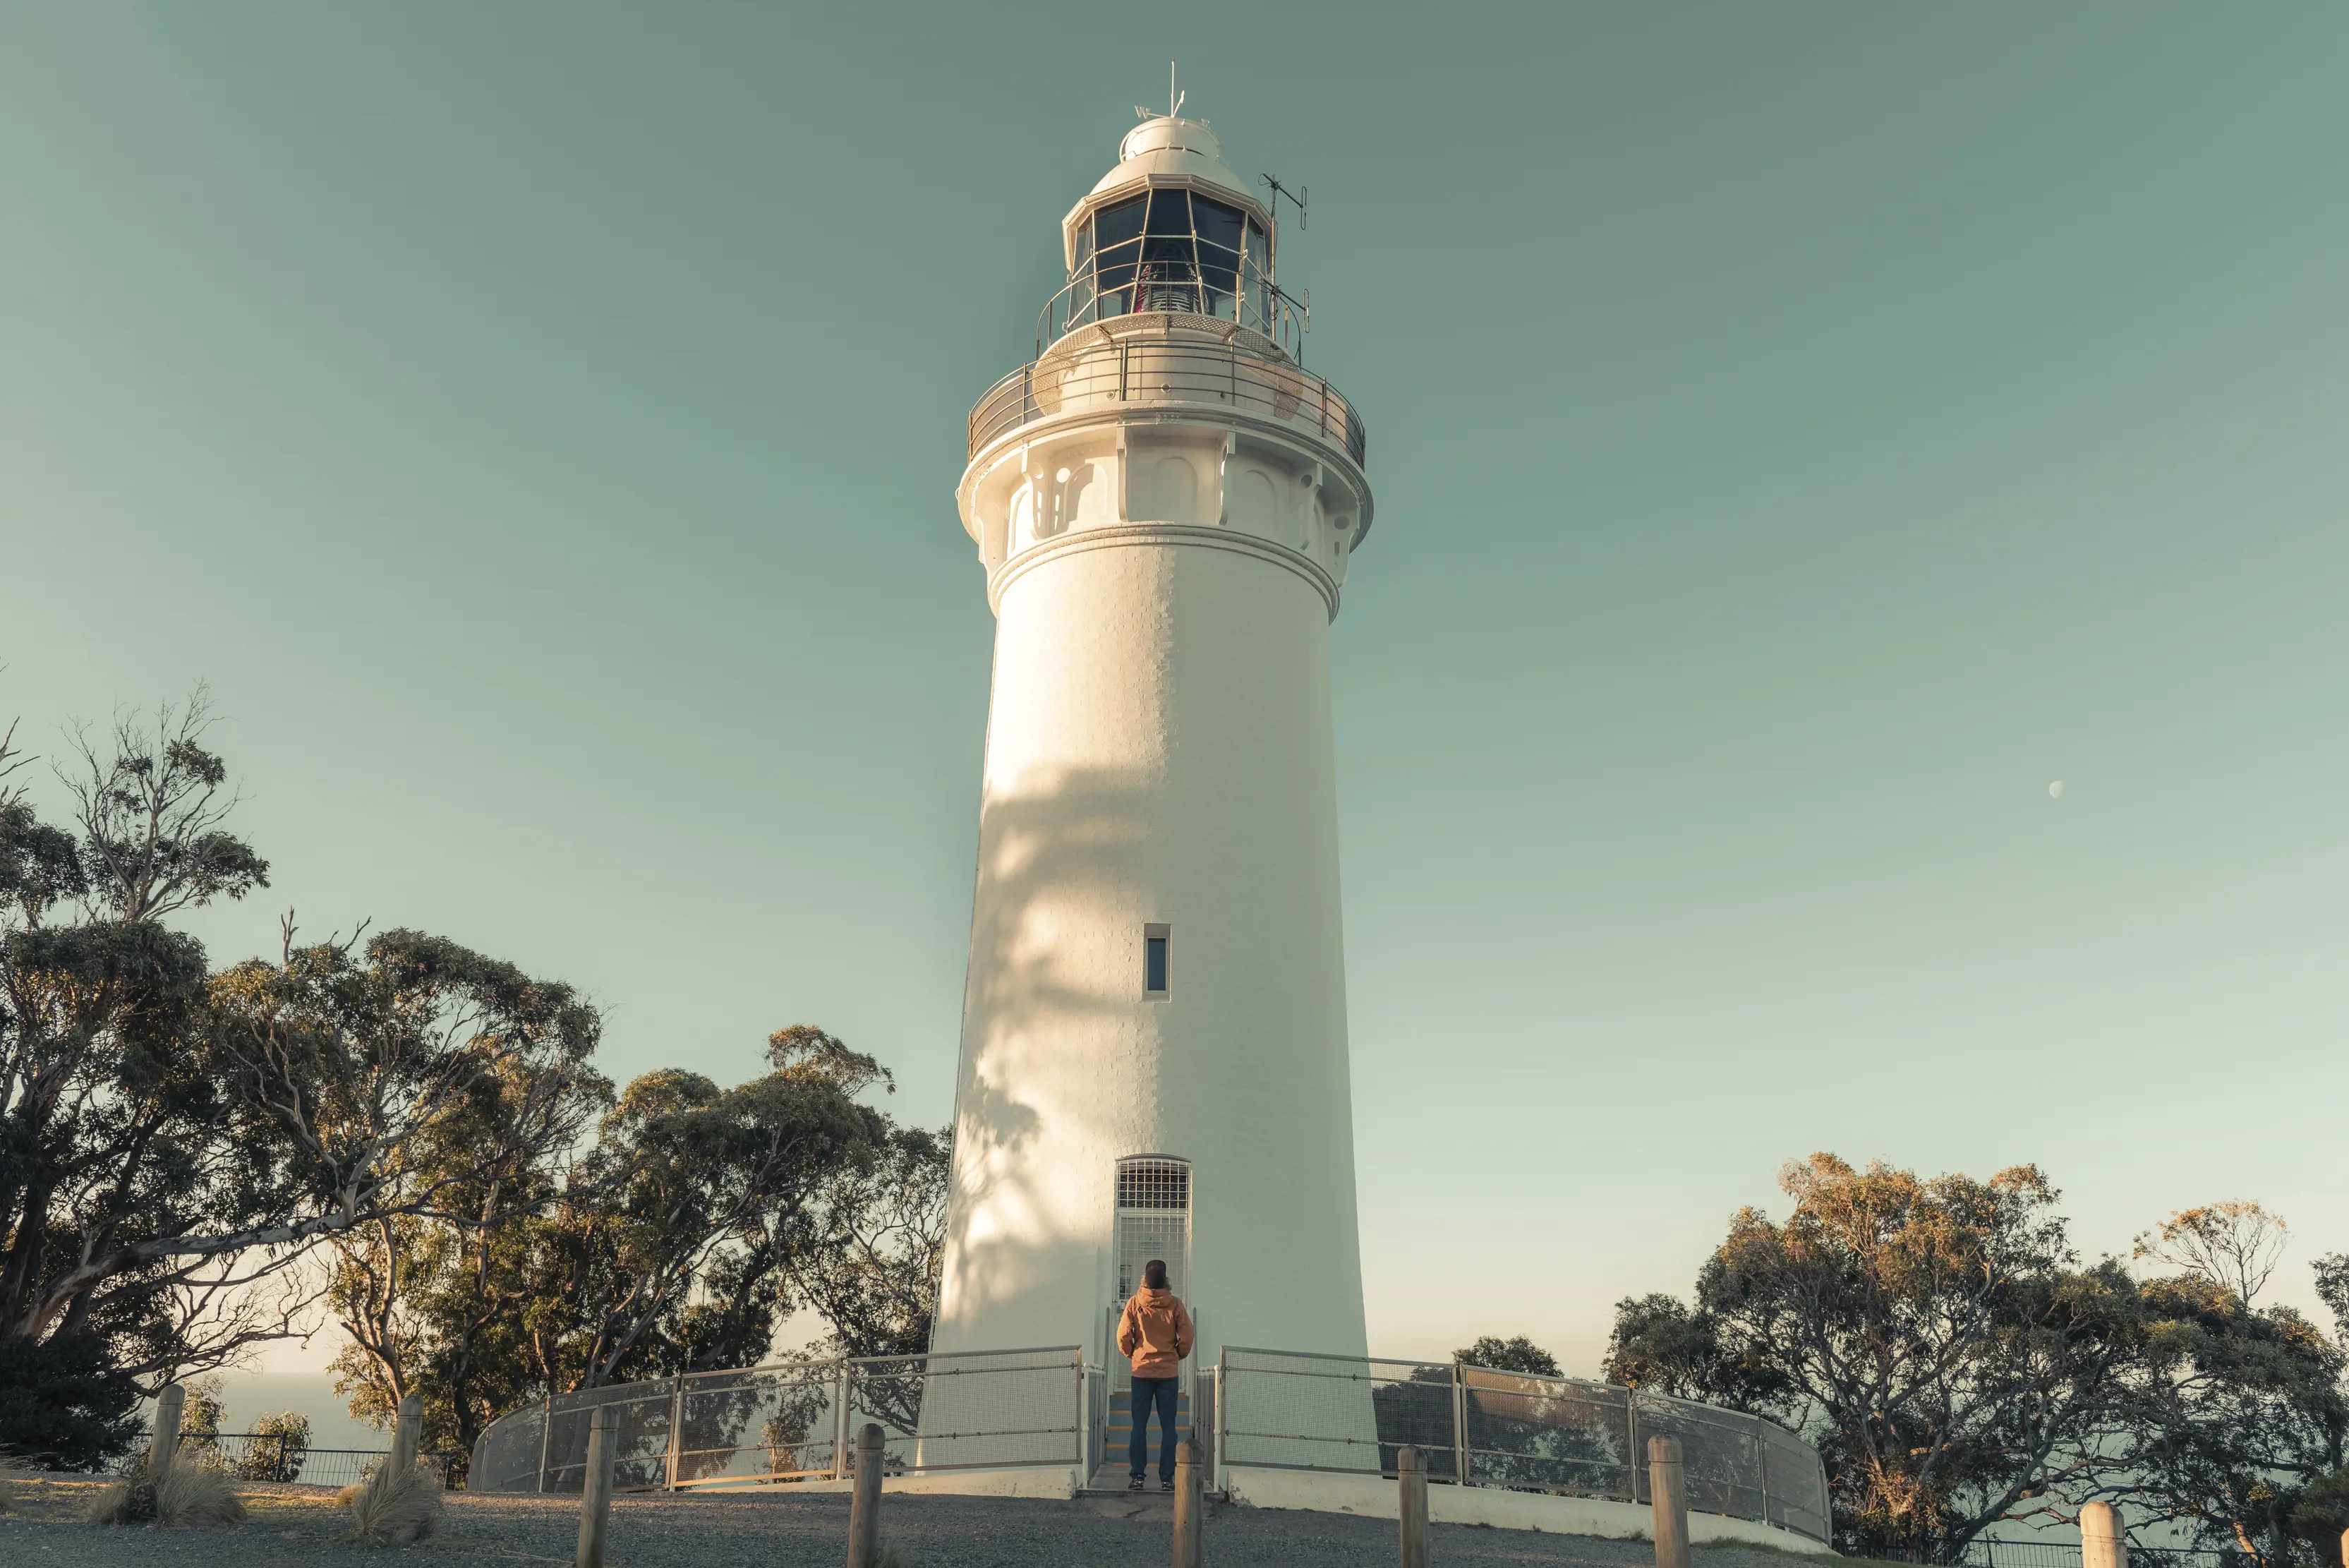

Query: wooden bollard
392 1392 423 1476
1397 1445 1431 1568
1173 1439 1204 1568
845 1423 883 1568
2082 1501 2127 1568
151 1382 186 1473
1648 1434 1691 1568
576 1406 618 1568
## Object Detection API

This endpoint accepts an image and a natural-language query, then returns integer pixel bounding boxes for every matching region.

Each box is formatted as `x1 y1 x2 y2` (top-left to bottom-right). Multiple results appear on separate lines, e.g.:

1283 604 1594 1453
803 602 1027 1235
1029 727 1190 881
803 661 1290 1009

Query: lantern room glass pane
1097 237 1142 296
1095 196 1146 251
1145 188 1191 234
1194 197 1244 258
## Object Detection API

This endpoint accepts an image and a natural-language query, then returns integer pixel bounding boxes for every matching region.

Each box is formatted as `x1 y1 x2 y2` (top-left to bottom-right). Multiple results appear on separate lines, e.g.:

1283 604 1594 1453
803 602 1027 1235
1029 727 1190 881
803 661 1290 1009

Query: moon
2048 780 2065 800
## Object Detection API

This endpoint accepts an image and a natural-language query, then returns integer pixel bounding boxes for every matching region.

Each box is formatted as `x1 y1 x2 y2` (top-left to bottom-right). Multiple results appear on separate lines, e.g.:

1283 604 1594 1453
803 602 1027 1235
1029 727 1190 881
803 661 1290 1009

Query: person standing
1116 1259 1195 1491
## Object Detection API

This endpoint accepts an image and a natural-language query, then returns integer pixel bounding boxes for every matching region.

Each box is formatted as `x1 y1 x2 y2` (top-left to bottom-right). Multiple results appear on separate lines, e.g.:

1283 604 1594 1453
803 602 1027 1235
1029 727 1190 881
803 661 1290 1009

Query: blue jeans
1129 1375 1180 1480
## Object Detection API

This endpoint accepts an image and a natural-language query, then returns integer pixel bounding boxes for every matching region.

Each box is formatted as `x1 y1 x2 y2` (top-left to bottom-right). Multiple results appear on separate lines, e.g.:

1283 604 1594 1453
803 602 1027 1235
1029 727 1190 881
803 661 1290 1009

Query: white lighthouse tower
931 107 1375 1380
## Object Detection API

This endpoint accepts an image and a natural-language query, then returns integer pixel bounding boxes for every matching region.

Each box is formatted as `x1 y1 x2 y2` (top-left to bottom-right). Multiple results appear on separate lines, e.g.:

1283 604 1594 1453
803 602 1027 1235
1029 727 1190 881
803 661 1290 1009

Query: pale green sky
3 3 2344 1380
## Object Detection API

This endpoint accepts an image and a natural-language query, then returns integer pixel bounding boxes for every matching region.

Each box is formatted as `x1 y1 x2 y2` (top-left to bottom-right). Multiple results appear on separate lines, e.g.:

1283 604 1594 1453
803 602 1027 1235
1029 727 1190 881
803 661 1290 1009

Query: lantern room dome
1085 115 1254 207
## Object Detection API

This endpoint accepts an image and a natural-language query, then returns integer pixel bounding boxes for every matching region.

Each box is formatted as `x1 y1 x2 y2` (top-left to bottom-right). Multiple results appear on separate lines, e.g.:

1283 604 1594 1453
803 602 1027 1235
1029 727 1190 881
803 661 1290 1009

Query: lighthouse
931 107 1375 1378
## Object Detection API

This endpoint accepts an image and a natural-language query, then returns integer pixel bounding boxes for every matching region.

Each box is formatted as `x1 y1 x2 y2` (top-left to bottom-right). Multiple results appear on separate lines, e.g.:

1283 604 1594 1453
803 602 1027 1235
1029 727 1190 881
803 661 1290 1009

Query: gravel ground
1 1473 1832 1567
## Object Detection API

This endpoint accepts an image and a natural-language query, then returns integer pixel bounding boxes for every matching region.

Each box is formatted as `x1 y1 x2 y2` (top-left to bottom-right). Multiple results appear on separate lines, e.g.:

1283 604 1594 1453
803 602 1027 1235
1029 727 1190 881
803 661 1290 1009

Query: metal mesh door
1114 1157 1191 1303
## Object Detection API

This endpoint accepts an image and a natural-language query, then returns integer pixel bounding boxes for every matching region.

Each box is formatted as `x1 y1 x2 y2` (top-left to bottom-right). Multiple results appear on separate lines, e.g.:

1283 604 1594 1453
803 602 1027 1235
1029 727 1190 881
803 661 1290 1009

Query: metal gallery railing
967 334 1367 468
1214 1346 1832 1544
468 1346 1091 1494
1036 268 1310 361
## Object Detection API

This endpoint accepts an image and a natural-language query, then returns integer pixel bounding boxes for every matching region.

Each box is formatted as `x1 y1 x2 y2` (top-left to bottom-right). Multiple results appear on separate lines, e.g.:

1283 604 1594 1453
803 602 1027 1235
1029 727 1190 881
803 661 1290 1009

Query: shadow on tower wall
937 760 1178 1337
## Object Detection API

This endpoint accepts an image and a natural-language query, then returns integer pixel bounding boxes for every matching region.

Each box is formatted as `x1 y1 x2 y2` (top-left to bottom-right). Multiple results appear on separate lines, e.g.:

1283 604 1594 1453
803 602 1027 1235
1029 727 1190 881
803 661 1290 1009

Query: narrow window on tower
1144 923 1171 999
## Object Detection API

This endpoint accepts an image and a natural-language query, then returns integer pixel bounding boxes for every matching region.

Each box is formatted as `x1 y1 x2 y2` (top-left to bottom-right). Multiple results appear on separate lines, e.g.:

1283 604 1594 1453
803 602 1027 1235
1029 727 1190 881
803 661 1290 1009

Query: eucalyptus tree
2109 1206 2347 1568
529 1025 895 1390
1 699 601 1466
793 1122 950 1361
1605 1154 2144 1560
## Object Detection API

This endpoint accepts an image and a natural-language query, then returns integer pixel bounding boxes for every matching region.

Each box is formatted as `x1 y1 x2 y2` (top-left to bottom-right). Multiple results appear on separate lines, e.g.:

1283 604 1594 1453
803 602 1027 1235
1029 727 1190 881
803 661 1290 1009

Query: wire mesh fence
967 330 1368 468
1869 1544 2237 1568
114 1433 459 1490
468 1346 1091 1495
1216 1346 1832 1544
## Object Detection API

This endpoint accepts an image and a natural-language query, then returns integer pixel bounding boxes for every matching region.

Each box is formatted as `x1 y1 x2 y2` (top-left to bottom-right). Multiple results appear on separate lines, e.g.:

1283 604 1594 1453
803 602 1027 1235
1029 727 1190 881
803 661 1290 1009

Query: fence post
575 1406 617 1568
537 1394 555 1493
1398 1445 1431 1568
1214 1348 1229 1493
833 1363 852 1481
846 1423 884 1568
1449 1365 1470 1486
1754 1428 1769 1527
152 1382 186 1473
1172 1439 1203 1568
392 1392 422 1476
665 1375 684 1491
1649 1435 1691 1568
1626 1391 1641 1502
2082 1501 2127 1568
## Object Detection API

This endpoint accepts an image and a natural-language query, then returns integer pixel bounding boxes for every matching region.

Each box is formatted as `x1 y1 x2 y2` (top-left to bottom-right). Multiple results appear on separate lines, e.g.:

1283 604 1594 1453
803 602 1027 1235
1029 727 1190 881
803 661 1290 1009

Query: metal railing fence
1872 1545 2238 1568
1214 1346 1832 1545
967 333 1367 469
114 1432 459 1490
1037 269 1309 361
468 1346 1091 1495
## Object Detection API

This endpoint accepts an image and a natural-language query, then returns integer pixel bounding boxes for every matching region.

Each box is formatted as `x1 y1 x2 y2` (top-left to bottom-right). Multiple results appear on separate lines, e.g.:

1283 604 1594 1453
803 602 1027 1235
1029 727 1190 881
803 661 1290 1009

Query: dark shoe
1161 1478 1176 1492
1128 1475 1145 1491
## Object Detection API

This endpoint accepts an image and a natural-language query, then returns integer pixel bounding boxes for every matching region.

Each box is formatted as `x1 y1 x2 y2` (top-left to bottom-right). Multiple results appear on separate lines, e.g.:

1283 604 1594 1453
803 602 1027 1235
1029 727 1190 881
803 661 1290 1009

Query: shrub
0 1332 141 1471
178 1377 227 1467
346 1459 444 1545
234 1411 311 1483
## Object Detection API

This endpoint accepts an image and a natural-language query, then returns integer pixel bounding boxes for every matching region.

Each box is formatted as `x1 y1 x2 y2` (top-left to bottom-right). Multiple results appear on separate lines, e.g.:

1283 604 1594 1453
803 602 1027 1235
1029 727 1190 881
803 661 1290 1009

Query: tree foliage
2 699 598 1466
794 1122 950 1361
1453 1335 1561 1378
2111 1207 2345 1568
324 1029 947 1467
2 692 958 1478
1607 1159 2349 1564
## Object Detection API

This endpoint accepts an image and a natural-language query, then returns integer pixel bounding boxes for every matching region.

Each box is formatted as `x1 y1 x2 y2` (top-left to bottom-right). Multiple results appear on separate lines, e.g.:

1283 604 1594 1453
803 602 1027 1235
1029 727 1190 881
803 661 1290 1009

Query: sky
3 2 2344 1391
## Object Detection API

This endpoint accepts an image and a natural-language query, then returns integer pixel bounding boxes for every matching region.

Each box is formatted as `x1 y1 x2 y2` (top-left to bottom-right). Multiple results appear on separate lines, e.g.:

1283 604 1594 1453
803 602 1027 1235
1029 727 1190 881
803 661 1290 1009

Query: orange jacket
1116 1287 1195 1378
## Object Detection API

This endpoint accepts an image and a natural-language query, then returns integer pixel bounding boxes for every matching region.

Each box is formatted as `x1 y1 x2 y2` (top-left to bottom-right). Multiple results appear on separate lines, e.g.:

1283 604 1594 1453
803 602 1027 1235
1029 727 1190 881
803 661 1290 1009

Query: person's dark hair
1144 1260 1169 1290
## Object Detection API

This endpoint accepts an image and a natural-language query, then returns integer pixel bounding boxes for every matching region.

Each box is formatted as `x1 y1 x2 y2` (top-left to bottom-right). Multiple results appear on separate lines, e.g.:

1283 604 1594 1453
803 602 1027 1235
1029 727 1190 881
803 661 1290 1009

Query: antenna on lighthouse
1261 172 1308 231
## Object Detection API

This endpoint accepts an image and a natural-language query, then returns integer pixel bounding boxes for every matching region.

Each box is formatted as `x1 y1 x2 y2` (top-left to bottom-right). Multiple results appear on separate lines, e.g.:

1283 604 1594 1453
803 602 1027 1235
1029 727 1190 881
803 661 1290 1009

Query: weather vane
1137 61 1185 120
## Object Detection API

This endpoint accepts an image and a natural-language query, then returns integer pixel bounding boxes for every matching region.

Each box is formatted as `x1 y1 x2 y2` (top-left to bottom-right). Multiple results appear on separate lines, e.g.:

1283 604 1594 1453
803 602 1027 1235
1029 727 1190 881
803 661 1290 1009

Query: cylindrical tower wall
931 532 1369 1366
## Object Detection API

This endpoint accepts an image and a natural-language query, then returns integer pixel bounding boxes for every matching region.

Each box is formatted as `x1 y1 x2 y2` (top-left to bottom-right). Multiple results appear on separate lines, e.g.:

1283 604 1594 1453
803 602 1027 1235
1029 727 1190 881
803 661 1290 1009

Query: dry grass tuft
82 1457 245 1527
345 1459 445 1546
154 1461 246 1526
80 1469 157 1526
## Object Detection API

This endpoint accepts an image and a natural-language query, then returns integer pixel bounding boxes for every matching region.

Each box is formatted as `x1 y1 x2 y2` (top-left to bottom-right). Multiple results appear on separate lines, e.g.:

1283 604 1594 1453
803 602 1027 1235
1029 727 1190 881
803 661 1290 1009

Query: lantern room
1041 114 1302 352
